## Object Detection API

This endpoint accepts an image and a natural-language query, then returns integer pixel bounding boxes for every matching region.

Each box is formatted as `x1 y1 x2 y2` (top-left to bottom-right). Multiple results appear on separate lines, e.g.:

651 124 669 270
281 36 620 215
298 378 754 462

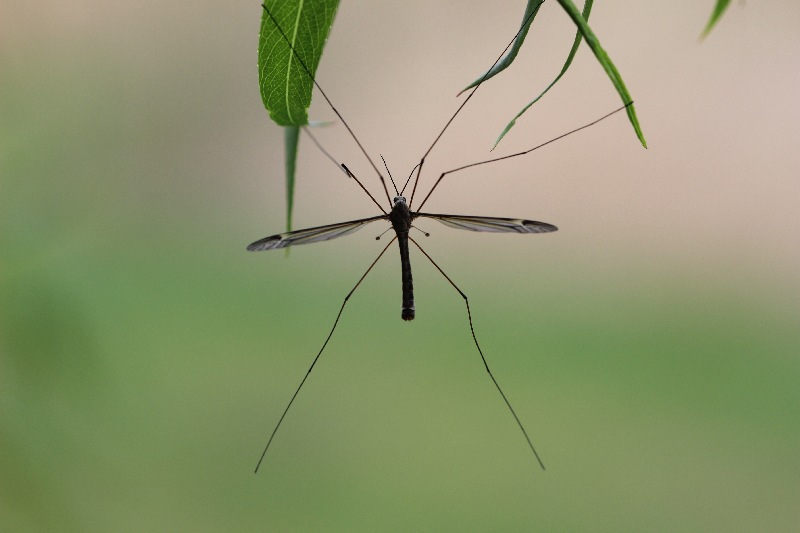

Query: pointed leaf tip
700 0 732 39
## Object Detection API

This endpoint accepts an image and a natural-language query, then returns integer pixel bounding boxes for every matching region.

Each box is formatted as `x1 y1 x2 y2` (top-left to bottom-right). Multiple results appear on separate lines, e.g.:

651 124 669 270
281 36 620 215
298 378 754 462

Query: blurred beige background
2 1 798 531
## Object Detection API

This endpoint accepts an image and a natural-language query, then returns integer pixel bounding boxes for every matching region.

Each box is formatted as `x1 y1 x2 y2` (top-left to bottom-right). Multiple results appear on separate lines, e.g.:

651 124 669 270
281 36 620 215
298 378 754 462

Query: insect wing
247 215 387 251
416 213 557 234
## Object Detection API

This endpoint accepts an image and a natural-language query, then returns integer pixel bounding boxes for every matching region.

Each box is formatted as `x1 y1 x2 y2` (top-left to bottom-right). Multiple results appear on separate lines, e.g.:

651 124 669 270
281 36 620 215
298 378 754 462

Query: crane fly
250 2 631 474
248 205 557 320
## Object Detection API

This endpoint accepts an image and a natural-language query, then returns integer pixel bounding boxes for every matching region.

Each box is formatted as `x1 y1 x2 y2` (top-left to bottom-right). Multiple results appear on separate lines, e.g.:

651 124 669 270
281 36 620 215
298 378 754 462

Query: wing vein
248 214 388 250
415 213 557 234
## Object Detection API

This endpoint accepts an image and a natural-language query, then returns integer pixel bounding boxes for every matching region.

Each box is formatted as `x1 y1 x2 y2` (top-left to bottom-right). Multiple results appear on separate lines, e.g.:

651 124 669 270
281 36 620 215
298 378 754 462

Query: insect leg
255 237 397 473
415 103 632 211
303 128 388 215
409 237 546 471
407 3 545 209
303 127 344 174
261 3 393 210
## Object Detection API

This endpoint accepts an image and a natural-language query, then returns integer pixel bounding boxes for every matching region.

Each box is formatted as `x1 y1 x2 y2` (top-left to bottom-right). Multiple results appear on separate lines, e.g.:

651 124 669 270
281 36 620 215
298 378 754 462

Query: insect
250 3 630 473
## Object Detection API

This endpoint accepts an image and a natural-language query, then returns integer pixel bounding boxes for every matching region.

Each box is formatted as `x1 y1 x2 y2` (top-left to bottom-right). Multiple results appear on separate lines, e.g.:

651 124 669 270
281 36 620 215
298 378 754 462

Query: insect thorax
390 196 412 233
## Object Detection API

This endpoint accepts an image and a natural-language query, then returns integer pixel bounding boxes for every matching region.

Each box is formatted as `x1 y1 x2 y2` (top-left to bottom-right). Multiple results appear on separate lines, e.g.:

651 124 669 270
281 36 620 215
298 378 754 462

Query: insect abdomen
397 233 415 321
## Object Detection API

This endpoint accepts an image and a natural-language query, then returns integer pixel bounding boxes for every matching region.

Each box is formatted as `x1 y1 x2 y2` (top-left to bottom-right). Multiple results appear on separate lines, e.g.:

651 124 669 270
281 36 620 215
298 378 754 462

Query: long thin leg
261 4 393 210
303 127 344 175
341 164 388 215
415 103 632 211
409 237 546 471
408 2 545 209
255 237 396 473
303 128 389 215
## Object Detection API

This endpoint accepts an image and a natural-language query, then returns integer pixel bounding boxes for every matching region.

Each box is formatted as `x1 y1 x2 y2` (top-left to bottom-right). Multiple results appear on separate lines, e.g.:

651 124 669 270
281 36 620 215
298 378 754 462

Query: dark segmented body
389 196 415 320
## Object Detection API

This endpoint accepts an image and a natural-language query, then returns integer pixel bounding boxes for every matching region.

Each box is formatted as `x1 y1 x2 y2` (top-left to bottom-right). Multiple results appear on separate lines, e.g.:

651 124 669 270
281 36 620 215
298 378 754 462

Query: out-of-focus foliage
2 2 797 532
702 0 732 38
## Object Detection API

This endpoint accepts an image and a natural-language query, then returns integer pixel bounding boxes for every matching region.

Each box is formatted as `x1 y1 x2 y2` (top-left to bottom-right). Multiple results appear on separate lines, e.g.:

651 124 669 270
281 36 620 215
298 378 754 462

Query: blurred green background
2 1 798 531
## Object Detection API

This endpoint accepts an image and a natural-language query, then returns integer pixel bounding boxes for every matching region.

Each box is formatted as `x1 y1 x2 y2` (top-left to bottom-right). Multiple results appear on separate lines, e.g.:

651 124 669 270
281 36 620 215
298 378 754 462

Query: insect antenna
407 1 545 209
409 236 546 471
415 103 633 211
261 4 393 209
255 237 397 474
399 162 421 196
380 155 400 196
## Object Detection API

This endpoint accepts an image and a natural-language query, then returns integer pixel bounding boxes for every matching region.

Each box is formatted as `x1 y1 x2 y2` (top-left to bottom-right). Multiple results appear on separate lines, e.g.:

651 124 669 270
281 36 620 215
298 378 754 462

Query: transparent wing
415 213 557 234
247 215 388 251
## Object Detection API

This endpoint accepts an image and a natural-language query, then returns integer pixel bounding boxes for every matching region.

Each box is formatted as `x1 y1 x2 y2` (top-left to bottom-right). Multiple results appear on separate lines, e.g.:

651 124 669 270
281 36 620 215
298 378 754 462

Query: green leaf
493 0 594 148
283 126 300 233
259 0 340 233
282 126 300 257
555 0 647 148
258 0 340 126
701 0 732 39
458 0 545 95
